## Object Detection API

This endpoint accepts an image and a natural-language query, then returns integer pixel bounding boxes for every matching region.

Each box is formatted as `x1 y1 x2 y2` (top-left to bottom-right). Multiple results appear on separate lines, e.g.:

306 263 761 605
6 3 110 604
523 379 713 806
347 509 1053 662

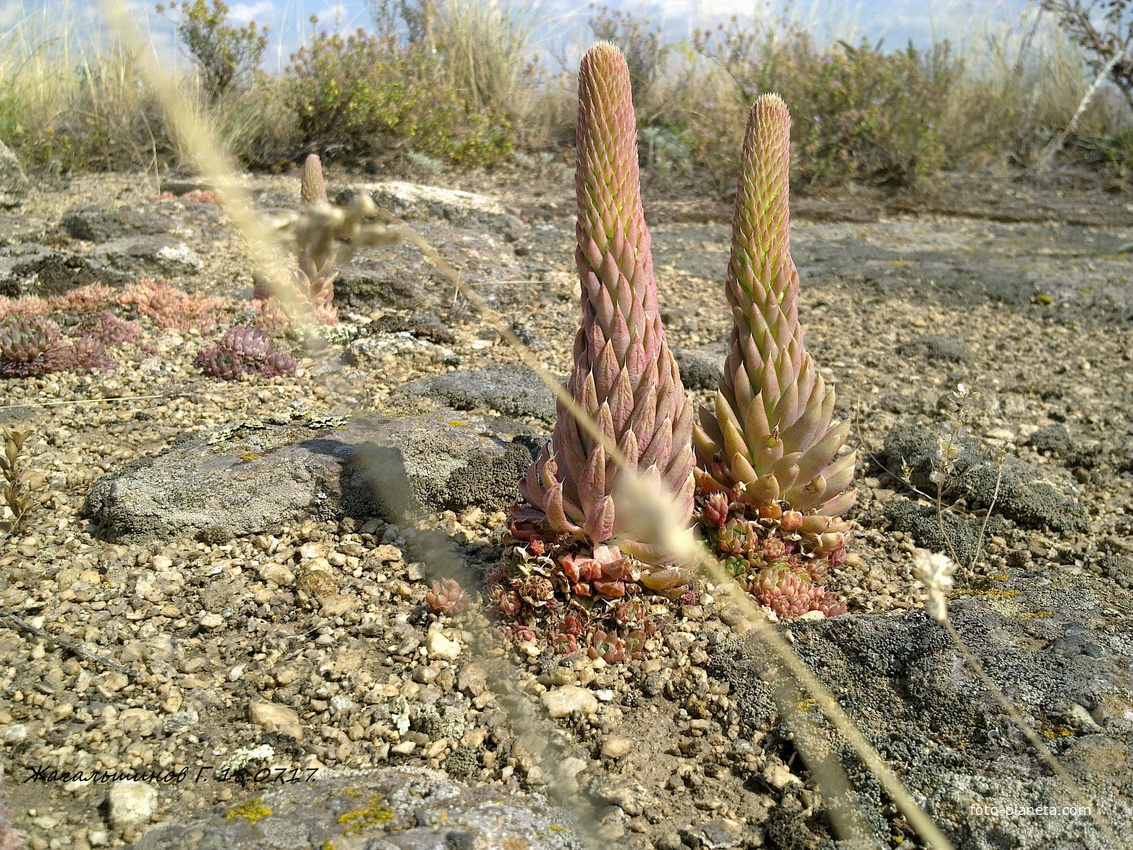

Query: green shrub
588 3 669 112
156 0 269 101
284 19 512 167
691 21 961 188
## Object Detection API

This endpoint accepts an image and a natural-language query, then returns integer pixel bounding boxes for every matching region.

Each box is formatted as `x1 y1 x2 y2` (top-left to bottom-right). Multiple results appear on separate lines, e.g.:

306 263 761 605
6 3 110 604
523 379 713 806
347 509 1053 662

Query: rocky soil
0 159 1132 850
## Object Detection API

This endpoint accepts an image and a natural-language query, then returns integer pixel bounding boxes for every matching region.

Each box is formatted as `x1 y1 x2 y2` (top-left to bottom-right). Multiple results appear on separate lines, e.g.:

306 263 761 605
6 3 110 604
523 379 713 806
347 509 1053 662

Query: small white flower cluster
912 549 956 624
217 744 275 774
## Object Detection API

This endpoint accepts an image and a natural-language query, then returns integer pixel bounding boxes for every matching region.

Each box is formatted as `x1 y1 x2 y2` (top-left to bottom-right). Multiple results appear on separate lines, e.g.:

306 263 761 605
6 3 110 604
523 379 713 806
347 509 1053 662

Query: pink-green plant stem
518 43 695 567
695 94 854 530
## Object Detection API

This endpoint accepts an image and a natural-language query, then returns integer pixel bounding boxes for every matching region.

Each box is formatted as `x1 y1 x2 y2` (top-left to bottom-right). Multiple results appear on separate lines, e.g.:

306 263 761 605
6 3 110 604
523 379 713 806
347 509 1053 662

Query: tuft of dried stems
1 426 36 536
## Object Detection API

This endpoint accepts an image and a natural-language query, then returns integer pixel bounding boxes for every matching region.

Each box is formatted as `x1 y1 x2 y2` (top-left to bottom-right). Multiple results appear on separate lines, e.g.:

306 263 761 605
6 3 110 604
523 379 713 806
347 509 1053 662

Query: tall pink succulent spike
516 43 695 570
695 95 855 532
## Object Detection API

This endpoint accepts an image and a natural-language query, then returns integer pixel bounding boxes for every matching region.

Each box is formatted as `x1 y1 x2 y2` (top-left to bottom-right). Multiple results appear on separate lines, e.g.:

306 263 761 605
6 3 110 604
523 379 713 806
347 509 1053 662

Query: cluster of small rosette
194 325 296 381
484 44 856 658
0 311 141 378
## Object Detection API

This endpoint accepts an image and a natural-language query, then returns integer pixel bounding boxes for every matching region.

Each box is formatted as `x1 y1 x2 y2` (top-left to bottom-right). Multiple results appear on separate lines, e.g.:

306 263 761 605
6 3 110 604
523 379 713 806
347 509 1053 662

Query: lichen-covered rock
882 423 1088 533
709 580 1133 849
883 497 1006 568
125 767 585 850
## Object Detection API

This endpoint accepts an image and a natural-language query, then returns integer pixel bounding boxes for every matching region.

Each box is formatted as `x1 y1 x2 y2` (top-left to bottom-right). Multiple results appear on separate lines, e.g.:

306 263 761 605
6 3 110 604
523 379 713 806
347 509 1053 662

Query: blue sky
1 0 1040 71
214 1 1039 68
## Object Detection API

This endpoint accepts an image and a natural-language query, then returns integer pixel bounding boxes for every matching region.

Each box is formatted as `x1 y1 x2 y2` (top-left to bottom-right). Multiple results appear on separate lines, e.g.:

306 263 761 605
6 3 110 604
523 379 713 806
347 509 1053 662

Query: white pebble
106 781 157 830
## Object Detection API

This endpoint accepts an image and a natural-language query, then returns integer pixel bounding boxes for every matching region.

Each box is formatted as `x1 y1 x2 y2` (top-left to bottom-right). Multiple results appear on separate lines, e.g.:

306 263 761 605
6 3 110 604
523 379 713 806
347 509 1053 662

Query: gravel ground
1 161 1132 849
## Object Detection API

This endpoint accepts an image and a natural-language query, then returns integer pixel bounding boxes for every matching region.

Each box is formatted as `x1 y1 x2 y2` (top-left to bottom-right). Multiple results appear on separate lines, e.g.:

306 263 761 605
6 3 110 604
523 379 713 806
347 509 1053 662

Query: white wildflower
912 549 956 624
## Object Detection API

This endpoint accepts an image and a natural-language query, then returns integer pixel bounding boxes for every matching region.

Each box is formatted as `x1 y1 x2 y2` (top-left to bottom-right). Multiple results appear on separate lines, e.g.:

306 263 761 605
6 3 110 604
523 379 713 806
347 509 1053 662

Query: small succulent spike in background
300 152 328 207
496 43 696 659
256 153 399 327
694 94 856 618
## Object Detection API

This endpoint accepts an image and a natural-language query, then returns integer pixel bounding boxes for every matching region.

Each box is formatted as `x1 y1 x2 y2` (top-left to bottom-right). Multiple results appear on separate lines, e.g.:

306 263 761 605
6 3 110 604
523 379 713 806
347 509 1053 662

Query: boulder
94 236 204 277
83 410 537 542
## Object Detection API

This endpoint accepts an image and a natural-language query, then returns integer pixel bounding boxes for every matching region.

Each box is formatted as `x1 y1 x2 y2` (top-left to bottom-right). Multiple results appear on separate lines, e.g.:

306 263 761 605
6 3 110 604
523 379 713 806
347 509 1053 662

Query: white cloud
228 2 276 26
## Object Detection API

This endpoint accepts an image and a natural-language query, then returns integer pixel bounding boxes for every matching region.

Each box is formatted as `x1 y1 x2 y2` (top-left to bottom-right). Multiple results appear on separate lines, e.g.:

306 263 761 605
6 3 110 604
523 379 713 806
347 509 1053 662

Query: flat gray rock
710 579 1133 849
83 411 537 542
0 139 28 208
334 223 530 316
395 364 558 424
126 766 585 850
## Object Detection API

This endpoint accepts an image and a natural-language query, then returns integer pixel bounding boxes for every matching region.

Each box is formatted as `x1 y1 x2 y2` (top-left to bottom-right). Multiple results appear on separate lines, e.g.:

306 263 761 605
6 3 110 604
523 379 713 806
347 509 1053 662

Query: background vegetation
0 0 1130 189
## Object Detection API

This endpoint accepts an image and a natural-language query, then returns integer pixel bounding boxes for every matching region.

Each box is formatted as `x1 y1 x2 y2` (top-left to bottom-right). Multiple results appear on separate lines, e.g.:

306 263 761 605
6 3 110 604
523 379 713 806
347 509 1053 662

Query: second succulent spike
694 94 855 616
513 42 695 582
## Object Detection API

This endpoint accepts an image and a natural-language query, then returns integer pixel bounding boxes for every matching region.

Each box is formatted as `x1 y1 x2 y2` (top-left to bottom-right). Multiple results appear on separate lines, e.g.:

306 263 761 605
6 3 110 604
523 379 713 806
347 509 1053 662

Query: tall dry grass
944 4 1133 168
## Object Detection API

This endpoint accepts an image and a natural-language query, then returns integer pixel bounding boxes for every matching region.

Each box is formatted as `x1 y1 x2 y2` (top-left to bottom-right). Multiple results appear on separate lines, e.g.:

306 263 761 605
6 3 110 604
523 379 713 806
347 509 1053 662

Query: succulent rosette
694 94 855 617
196 325 295 381
495 43 696 657
0 317 68 378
